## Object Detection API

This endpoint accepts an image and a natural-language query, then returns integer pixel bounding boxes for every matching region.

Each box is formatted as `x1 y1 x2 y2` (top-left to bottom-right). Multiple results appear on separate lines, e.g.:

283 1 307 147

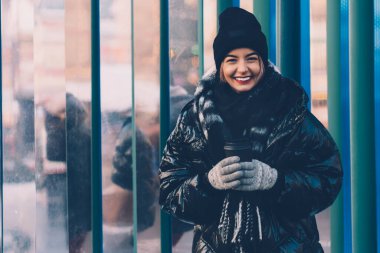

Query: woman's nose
237 61 248 73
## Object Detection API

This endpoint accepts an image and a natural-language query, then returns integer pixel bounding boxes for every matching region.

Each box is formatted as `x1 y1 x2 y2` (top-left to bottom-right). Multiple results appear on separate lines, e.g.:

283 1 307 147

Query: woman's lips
234 76 252 84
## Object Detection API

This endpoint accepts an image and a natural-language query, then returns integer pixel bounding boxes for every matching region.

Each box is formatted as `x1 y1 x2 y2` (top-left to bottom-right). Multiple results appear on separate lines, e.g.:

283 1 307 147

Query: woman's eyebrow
225 52 258 58
246 52 259 57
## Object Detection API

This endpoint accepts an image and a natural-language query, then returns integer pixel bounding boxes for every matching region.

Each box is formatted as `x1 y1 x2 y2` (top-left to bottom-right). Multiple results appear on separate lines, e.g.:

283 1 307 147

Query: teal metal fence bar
253 0 270 59
299 0 310 101
233 0 239 7
269 0 276 64
160 0 172 252
279 0 310 101
278 0 311 103
340 1 352 252
217 0 239 17
278 0 300 82
327 1 347 252
350 0 376 252
91 0 103 252
253 0 276 64
375 0 380 252
340 2 351 252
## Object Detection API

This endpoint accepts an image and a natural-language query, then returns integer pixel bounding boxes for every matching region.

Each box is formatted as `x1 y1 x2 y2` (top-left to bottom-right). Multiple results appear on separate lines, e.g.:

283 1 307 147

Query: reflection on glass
170 0 199 95
65 0 93 252
2 0 36 252
34 0 69 251
134 0 161 252
66 93 92 252
100 0 135 252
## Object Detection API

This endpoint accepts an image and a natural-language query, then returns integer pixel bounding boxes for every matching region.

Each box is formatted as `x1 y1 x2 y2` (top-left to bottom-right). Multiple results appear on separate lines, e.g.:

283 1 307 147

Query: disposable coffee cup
224 139 252 162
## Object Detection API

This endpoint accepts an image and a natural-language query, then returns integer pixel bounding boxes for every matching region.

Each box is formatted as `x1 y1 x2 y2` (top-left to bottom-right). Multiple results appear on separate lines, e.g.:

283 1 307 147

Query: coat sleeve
159 107 224 225
263 111 343 220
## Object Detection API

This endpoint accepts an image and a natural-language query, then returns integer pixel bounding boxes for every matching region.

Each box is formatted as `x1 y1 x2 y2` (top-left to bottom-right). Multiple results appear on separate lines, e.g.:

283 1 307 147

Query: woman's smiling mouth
234 76 252 84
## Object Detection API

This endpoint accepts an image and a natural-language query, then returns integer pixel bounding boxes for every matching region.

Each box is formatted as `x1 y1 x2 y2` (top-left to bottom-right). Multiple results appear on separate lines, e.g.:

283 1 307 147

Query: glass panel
34 0 68 251
2 0 36 252
99 0 134 252
2 0 92 252
134 0 161 252
170 0 199 95
310 0 330 252
65 0 93 251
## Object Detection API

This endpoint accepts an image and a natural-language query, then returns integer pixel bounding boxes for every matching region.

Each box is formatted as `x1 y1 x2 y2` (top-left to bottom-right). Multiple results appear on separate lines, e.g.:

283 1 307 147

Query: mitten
235 159 278 191
207 156 243 190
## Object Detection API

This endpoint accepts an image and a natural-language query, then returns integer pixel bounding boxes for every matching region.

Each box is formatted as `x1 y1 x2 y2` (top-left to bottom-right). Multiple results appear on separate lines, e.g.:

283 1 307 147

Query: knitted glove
207 156 243 190
235 159 278 191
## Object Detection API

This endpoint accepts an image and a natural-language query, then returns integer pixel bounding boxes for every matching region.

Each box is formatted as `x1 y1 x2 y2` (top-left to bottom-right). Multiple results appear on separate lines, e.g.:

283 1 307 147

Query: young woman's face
220 48 264 93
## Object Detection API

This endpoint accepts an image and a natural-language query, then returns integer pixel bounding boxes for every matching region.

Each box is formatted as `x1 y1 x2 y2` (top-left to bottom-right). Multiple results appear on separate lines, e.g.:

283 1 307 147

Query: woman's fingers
220 163 241 175
239 161 255 170
223 170 244 182
218 156 240 167
224 180 241 189
240 177 257 185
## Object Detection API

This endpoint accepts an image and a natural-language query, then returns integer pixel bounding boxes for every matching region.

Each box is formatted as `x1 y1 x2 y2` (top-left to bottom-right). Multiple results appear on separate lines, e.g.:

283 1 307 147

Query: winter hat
213 7 268 71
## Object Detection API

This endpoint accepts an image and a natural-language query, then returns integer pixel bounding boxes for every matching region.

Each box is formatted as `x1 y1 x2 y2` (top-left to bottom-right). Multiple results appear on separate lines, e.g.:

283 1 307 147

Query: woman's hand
235 159 278 191
207 156 243 190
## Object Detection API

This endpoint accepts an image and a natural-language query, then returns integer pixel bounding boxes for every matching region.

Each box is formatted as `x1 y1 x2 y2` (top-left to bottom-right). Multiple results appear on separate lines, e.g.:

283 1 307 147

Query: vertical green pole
375 0 380 251
217 0 237 14
253 0 270 56
269 0 276 64
217 0 239 25
299 0 310 99
198 0 204 77
217 0 230 16
350 0 376 252
131 1 138 252
160 1 172 253
91 0 103 252
278 0 300 82
278 0 310 101
253 0 277 64
327 1 343 252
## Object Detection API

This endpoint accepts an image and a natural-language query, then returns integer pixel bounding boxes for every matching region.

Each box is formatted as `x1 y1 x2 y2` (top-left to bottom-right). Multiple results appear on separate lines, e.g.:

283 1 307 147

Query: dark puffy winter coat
159 66 342 253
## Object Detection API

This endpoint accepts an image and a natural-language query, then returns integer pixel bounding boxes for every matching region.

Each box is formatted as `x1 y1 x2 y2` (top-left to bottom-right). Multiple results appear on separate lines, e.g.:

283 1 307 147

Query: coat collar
193 64 309 163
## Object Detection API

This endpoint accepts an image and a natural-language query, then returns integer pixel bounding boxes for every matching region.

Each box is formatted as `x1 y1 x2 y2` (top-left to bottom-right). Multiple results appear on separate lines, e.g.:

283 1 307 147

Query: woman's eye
247 57 258 62
225 58 237 63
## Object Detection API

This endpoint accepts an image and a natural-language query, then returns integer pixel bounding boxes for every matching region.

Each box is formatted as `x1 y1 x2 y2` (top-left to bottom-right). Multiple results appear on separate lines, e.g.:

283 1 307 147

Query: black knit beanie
213 7 268 71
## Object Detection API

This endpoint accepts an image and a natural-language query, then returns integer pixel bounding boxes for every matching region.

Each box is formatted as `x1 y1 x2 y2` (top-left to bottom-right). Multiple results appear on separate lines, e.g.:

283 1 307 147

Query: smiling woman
159 7 342 253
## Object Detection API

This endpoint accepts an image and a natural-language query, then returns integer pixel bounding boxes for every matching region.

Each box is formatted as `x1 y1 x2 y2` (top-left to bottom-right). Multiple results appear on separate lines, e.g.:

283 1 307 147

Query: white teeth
235 77 250 81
